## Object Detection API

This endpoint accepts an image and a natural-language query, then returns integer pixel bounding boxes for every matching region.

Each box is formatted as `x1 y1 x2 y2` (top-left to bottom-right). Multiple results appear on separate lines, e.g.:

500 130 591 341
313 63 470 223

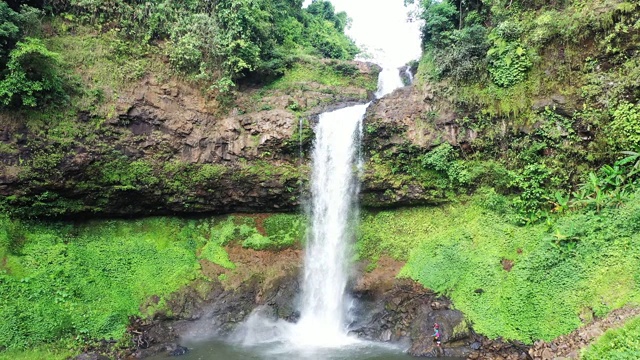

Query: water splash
296 103 369 345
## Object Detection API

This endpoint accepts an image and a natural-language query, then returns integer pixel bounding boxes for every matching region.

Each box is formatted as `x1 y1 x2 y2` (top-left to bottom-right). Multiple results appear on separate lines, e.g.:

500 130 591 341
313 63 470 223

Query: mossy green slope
0 213 305 353
359 190 640 343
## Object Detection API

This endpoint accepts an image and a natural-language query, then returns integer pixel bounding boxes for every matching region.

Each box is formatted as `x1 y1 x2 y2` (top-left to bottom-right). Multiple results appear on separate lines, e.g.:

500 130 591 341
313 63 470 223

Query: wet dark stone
169 344 189 356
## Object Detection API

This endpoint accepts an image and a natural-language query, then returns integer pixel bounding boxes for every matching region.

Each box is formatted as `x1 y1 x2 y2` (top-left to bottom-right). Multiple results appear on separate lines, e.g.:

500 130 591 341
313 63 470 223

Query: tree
0 37 65 108
419 0 458 47
0 1 22 65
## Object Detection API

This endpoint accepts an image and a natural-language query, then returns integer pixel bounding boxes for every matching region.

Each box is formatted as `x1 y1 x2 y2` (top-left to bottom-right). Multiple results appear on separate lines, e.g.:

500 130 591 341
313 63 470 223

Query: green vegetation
249 213 306 250
403 0 640 222
267 59 377 93
358 190 640 343
0 216 200 350
582 316 640 359
0 213 303 353
0 37 66 107
54 0 356 87
220 214 306 251
363 0 640 346
0 3 66 108
0 346 73 360
0 0 359 112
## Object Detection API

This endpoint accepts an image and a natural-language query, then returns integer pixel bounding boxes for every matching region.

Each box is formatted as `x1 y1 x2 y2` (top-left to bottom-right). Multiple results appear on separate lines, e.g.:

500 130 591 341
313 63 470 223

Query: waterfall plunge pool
146 338 466 360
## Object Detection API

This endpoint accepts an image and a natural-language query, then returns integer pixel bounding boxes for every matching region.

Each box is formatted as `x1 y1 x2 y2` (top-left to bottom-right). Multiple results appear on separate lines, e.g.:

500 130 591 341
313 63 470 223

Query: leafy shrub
241 214 305 250
509 163 551 221
167 33 203 73
166 13 219 76
420 143 471 186
305 17 358 60
99 158 159 191
241 232 273 250
609 102 640 151
199 241 235 269
418 0 457 48
0 37 66 108
487 35 532 87
263 213 305 247
433 24 489 82
0 2 22 62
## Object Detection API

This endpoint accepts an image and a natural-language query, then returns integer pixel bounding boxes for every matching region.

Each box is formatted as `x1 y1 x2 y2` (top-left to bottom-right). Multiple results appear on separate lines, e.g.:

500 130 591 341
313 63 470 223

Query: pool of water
147 338 466 360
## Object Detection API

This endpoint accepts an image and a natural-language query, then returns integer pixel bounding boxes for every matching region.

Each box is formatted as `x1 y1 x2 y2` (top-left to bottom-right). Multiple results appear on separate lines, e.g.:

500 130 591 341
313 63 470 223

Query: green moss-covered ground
358 189 640 344
0 213 305 355
0 346 73 360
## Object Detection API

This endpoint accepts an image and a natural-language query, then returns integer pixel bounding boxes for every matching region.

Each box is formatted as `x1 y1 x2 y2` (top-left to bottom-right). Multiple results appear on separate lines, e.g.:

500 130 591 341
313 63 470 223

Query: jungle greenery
358 188 640 344
0 0 358 110
363 0 640 337
1 0 639 357
0 213 306 353
399 0 640 223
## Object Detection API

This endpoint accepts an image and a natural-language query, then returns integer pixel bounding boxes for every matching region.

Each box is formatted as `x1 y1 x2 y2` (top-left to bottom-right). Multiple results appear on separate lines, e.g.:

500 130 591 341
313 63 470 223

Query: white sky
304 0 423 67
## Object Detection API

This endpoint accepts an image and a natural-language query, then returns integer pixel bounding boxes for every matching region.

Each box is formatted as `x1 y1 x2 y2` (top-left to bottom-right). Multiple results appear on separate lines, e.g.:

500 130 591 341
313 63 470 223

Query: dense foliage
0 37 65 107
52 0 357 86
0 0 358 110
0 2 66 108
402 0 640 222
0 214 304 353
359 189 640 343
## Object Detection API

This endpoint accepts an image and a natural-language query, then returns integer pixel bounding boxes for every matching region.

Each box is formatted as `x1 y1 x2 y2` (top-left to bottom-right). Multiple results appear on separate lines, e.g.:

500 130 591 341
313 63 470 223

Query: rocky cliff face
359 83 476 207
0 61 382 217
0 54 578 216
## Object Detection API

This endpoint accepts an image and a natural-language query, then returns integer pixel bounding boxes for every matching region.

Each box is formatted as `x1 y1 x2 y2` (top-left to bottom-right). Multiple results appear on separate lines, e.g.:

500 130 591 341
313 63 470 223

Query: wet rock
126 263 302 359
348 279 474 357
168 344 189 356
381 329 392 342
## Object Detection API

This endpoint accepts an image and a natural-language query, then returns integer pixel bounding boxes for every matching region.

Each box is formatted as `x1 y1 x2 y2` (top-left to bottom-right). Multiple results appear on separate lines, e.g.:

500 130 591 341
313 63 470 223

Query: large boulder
348 279 474 358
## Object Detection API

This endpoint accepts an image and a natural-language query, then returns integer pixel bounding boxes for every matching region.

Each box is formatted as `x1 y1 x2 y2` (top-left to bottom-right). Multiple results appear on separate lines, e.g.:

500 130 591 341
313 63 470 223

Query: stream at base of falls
146 339 466 360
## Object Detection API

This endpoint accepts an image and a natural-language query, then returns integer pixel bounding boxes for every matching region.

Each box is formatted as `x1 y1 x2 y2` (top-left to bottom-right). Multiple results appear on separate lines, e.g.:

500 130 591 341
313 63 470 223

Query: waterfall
294 103 368 345
234 0 422 352
232 105 369 349
376 65 406 98
404 66 414 85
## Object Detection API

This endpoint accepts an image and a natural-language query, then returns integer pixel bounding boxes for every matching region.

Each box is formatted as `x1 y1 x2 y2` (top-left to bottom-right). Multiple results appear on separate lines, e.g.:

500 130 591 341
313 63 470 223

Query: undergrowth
358 189 640 343
0 213 303 353
266 59 376 92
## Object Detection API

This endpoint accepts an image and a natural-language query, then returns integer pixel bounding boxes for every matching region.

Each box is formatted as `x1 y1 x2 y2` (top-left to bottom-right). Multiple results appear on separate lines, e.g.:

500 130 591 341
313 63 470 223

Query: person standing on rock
432 323 441 347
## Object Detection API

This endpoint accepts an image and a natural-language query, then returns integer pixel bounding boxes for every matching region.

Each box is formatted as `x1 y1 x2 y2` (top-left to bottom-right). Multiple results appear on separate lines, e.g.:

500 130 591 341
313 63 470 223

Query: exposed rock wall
0 62 383 217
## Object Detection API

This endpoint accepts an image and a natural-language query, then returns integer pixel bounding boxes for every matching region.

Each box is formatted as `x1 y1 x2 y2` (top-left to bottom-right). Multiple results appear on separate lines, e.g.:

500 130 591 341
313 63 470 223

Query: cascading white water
404 66 414 85
375 54 407 98
232 105 368 350
234 0 423 353
294 103 369 345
